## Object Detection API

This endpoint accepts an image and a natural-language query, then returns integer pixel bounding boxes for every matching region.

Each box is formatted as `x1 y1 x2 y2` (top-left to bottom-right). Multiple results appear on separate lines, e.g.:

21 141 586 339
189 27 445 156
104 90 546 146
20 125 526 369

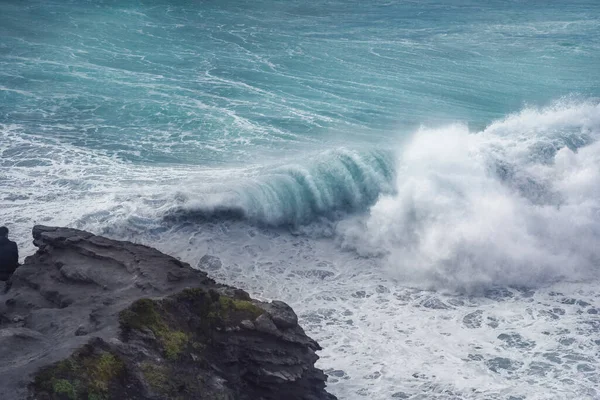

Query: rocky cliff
0 226 336 400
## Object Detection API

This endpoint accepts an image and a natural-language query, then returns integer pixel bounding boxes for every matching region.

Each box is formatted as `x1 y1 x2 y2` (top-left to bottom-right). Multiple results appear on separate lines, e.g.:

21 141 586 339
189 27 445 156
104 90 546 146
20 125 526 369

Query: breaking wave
164 148 395 226
337 99 600 291
7 98 600 294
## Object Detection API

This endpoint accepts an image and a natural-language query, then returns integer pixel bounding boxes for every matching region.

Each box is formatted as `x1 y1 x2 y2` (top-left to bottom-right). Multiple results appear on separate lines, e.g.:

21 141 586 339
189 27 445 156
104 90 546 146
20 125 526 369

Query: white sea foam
337 100 600 292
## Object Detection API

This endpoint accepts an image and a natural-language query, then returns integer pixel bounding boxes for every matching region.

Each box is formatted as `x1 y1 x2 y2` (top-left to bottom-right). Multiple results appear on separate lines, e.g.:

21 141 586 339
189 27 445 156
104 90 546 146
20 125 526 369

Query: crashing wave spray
337 100 600 291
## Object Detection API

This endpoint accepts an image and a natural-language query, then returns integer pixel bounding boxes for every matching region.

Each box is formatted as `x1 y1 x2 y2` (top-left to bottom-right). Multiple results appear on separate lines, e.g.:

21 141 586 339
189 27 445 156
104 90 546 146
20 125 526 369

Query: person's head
0 226 8 238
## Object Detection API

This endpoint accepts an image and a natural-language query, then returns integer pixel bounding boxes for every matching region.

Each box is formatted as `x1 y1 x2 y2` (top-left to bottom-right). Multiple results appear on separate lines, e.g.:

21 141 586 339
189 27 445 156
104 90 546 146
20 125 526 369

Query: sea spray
337 100 600 291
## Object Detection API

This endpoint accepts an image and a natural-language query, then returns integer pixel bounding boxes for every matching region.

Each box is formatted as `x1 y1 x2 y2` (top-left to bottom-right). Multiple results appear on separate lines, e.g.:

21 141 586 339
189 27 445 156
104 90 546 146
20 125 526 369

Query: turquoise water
2 0 599 164
2 1 600 399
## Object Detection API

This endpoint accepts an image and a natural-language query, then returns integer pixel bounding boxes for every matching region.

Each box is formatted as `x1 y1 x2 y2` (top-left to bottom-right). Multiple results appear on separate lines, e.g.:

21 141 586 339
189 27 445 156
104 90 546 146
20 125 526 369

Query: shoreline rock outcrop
0 226 336 400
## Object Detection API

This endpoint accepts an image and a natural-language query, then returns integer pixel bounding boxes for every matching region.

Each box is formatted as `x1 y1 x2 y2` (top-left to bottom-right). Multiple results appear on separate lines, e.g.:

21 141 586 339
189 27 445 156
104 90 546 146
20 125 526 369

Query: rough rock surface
0 226 336 400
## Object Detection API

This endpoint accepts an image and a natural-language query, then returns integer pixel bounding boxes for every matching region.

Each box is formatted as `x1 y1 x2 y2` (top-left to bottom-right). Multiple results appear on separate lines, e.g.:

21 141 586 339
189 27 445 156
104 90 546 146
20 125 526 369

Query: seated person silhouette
0 226 19 281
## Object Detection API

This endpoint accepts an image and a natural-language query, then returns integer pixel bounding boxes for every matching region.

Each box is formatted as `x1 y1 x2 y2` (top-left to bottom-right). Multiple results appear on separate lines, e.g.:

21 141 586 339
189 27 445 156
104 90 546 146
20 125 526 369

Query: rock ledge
0 226 336 400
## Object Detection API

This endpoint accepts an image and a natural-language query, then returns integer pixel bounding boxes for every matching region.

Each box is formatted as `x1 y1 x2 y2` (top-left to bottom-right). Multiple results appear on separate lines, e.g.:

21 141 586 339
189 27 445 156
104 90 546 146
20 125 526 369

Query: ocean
1 0 600 398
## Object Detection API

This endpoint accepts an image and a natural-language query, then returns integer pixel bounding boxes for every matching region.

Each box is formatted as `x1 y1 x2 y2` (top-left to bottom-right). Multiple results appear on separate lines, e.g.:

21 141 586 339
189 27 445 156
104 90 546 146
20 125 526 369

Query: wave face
338 101 600 291
164 148 395 226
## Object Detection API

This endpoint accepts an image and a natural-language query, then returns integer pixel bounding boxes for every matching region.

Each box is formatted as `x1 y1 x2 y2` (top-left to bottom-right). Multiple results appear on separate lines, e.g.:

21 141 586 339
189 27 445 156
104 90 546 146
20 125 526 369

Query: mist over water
2 0 600 399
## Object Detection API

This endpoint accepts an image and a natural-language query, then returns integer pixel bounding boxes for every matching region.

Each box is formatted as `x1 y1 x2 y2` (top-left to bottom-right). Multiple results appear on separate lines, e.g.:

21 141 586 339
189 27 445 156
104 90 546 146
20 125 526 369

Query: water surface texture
2 1 600 399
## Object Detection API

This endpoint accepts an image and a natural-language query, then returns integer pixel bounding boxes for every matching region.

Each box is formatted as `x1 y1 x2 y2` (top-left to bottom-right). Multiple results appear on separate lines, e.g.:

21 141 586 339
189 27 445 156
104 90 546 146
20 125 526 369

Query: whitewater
2 0 600 399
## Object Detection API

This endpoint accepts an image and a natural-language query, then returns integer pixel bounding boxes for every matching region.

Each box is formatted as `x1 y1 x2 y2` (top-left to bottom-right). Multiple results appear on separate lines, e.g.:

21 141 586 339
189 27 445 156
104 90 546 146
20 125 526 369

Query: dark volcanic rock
0 226 335 400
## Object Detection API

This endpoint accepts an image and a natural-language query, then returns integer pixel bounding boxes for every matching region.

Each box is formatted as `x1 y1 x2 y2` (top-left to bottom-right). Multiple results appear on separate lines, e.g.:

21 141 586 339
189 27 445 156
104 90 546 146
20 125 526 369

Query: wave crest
164 148 395 226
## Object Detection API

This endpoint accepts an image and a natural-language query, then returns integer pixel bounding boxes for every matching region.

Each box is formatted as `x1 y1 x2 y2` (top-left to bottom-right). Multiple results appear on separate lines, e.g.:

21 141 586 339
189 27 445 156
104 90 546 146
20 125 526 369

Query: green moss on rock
52 379 76 400
217 296 263 321
120 289 263 355
140 362 170 394
85 353 123 392
118 298 162 332
31 341 126 400
163 330 189 360
139 360 208 398
119 298 189 360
